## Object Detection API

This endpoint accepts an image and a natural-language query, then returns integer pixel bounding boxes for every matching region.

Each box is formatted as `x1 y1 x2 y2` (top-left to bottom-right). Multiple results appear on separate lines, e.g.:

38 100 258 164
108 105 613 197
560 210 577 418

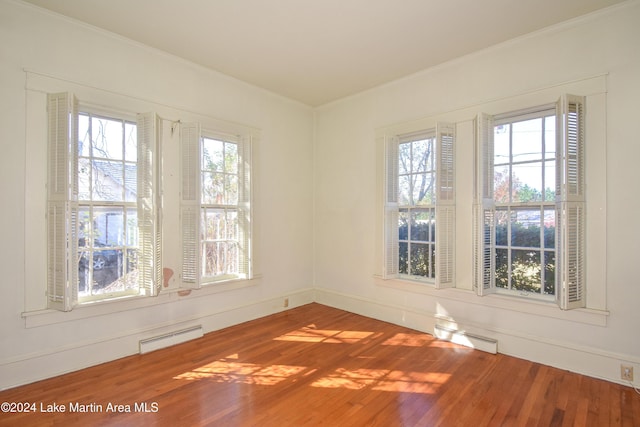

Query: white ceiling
23 0 626 106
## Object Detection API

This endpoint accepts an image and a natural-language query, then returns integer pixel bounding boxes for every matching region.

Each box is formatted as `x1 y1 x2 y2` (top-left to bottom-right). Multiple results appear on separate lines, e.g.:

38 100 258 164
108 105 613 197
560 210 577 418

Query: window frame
46 92 162 311
473 95 586 310
180 123 253 288
382 123 455 288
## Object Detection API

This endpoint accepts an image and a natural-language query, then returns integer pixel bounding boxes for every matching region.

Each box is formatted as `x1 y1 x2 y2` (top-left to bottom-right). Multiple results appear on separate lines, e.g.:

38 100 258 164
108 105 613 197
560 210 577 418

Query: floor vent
434 324 497 354
139 325 203 354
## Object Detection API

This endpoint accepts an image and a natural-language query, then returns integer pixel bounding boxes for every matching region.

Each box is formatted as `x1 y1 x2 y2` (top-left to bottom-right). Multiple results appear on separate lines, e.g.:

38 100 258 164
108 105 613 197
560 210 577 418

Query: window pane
512 118 542 163
93 206 125 245
399 143 411 175
225 174 238 205
494 124 510 166
495 209 509 246
398 175 411 205
495 248 509 289
413 172 434 206
124 122 137 162
202 172 224 204
511 249 541 293
78 114 91 157
92 160 124 202
511 209 541 247
78 158 91 200
543 208 555 249
411 139 433 173
410 243 429 277
544 251 555 295
126 208 138 246
203 242 222 276
544 160 555 201
399 242 409 274
494 166 511 203
92 116 123 160
410 209 433 242
544 116 556 160
124 163 137 202
226 210 238 240
398 210 408 241
513 162 543 202
225 142 238 174
202 209 224 240
202 138 224 172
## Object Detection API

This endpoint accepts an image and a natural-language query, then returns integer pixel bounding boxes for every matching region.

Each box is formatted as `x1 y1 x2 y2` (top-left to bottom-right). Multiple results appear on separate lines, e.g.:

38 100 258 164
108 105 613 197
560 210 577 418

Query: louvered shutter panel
556 95 586 310
137 112 162 296
435 122 455 288
180 122 201 288
237 135 252 279
473 113 496 296
46 92 78 311
383 136 399 279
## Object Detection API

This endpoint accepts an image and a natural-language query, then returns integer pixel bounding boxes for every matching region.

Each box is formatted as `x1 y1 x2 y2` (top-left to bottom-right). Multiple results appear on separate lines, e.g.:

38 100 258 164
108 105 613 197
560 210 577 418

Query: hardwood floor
1 303 638 426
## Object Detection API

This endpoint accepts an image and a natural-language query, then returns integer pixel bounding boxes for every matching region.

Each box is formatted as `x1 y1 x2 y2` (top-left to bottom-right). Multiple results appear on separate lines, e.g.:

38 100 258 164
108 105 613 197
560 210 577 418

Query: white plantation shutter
137 112 162 296
473 113 496 296
556 95 586 310
435 122 455 288
180 122 201 288
237 135 252 279
46 92 78 311
383 135 399 279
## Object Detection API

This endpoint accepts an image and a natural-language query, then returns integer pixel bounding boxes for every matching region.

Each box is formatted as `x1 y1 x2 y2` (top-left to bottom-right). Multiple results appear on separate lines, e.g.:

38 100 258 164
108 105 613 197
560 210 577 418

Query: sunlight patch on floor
311 368 450 394
173 358 307 385
273 325 375 344
381 333 433 347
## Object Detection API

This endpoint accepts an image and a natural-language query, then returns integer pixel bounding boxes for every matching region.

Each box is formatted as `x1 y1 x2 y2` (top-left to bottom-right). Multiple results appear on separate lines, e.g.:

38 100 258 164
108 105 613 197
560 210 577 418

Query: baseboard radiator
434 324 498 354
139 325 203 354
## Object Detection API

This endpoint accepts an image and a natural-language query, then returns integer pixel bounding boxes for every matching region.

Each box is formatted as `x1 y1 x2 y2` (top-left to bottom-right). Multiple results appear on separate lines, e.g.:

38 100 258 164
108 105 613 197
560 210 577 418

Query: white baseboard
0 288 315 391
314 288 640 388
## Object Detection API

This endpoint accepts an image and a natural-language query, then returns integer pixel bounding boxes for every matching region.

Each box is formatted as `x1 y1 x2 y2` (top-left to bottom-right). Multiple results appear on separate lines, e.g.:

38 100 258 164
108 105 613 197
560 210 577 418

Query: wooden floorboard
0 303 638 426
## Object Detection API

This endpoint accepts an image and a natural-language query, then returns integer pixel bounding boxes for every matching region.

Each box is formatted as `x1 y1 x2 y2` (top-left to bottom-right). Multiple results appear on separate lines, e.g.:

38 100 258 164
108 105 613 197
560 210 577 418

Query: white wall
0 0 314 390
314 1 640 386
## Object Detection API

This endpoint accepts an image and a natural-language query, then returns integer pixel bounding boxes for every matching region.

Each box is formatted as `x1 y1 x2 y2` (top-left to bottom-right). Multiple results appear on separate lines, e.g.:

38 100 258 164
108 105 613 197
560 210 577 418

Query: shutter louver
137 112 162 296
237 135 252 279
474 113 496 296
46 92 78 311
180 122 201 288
383 136 399 279
556 95 586 309
435 123 455 288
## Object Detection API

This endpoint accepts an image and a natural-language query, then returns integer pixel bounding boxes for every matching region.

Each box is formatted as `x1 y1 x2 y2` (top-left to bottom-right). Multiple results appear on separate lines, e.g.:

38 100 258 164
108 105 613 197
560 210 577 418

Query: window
383 123 455 287
474 95 585 309
180 124 252 287
46 93 161 311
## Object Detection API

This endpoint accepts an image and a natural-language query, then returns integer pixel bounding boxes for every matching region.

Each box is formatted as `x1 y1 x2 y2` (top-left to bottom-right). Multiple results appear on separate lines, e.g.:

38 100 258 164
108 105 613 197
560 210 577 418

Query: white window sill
374 275 609 327
22 275 261 329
